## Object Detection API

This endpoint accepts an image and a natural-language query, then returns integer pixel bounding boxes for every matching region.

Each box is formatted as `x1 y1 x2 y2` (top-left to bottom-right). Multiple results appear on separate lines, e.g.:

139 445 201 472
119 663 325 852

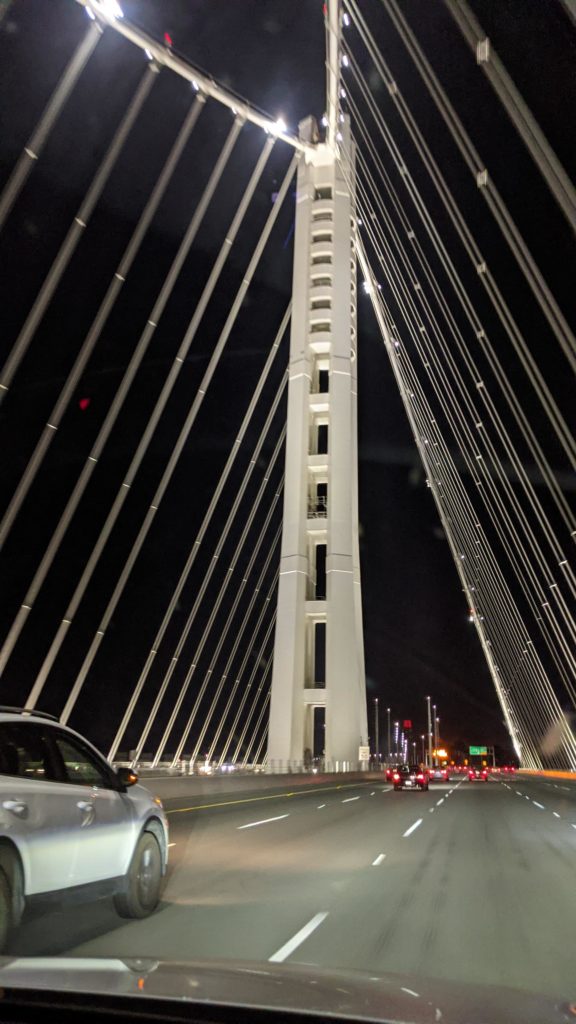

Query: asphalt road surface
8 774 576 1002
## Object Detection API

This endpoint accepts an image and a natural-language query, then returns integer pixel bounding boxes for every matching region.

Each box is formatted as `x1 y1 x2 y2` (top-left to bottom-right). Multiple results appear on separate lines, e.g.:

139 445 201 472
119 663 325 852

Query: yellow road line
166 780 378 816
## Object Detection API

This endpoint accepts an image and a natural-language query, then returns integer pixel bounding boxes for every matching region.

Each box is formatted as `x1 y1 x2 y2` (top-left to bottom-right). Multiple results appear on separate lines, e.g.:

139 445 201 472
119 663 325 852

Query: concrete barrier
518 769 576 782
138 770 385 805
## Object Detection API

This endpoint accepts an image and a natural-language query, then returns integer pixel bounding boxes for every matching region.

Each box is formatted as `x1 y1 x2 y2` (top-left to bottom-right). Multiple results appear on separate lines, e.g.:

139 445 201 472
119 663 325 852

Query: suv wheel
114 832 162 919
0 867 12 953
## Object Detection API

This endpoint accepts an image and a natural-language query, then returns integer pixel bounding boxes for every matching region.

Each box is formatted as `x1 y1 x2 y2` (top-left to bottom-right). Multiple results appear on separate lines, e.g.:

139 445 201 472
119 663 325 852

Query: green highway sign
469 745 488 755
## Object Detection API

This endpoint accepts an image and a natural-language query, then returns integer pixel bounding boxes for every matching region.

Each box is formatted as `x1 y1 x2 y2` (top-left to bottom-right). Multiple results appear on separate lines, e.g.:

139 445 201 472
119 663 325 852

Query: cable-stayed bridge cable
0 113 243 686
0 92 205 552
0 21 102 234
151 429 285 766
107 309 290 761
443 0 576 234
0 62 157 406
58 133 282 722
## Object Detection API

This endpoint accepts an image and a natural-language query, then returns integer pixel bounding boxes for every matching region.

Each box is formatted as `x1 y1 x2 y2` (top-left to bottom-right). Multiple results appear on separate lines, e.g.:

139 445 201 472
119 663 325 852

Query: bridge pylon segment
268 114 368 769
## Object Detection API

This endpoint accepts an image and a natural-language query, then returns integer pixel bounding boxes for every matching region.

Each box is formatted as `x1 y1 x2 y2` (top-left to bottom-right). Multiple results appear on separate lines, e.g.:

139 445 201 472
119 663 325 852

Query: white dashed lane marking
403 819 423 838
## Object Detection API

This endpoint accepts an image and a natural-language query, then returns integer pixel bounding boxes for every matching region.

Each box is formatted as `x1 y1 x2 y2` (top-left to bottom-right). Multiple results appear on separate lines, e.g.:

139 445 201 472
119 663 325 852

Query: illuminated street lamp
421 734 426 763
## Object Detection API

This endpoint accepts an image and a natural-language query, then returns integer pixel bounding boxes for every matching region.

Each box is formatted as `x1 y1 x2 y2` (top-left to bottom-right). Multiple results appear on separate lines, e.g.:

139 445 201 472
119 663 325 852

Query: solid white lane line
317 804 326 809
436 798 444 806
372 853 386 866
401 988 420 998
403 818 423 838
237 814 289 830
342 796 360 803
553 812 561 818
269 912 329 963
533 801 545 809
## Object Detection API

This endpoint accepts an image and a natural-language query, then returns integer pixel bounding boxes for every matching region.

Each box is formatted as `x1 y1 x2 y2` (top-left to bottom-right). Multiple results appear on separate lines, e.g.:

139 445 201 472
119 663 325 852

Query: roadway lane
8 776 576 1002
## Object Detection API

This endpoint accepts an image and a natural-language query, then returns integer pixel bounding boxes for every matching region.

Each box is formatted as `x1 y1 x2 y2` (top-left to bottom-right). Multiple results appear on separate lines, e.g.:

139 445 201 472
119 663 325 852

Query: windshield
0 1 575 1022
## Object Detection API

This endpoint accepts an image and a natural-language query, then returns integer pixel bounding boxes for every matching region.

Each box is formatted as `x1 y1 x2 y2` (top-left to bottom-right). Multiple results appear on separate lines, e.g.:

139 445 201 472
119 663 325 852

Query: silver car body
0 712 168 901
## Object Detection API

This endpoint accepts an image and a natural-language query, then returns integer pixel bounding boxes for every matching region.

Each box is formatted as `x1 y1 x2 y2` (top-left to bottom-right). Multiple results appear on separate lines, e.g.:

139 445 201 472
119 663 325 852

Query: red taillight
393 773 400 781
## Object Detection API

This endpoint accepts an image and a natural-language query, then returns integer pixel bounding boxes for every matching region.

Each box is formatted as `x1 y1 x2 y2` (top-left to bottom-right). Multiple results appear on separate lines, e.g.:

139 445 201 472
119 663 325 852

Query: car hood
0 957 572 1024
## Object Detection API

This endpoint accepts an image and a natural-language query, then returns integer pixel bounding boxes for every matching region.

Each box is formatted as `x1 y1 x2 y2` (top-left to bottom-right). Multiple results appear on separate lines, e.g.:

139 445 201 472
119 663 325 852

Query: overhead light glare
99 0 124 19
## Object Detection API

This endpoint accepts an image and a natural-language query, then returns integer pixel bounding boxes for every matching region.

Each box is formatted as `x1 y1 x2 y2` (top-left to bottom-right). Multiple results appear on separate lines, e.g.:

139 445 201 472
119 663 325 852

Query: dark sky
0 0 574 762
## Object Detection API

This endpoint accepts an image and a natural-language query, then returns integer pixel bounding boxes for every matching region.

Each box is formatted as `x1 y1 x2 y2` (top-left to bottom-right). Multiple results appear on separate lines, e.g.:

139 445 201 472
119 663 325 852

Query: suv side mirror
117 767 139 788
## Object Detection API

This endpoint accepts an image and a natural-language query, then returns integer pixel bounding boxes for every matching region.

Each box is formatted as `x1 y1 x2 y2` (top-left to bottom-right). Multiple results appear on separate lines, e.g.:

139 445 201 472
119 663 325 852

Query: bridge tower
267 101 368 767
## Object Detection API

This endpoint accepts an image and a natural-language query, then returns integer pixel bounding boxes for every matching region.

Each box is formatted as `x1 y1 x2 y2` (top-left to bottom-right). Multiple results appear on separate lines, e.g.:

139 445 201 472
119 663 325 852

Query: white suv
0 708 169 951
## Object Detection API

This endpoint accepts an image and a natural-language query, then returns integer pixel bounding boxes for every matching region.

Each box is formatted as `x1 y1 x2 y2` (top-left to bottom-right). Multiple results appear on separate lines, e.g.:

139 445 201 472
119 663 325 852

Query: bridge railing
113 757 386 776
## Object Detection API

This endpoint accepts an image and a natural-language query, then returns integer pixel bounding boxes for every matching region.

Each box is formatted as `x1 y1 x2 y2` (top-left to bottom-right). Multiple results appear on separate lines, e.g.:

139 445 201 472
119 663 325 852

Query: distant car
385 767 395 781
468 766 488 782
0 707 169 953
392 764 429 791
428 767 448 783
501 765 516 774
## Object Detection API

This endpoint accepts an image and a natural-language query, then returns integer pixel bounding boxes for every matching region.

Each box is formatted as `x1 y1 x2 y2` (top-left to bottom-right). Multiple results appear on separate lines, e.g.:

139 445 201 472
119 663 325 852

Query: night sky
0 0 574 762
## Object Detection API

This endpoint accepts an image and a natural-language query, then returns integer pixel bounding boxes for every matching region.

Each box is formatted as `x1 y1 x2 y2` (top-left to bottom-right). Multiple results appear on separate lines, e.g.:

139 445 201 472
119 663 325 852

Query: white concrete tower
267 107 368 768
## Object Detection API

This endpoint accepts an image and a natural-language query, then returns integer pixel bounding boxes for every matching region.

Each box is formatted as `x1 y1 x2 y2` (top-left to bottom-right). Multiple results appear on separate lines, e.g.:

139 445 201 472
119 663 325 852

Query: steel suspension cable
60 133 282 723
219 613 276 766
443 0 576 233
357 238 574 764
151 431 285 765
354 162 576 624
355 144 576 581
349 101 575 535
26 127 275 711
0 62 157 405
232 644 275 765
0 21 102 233
345 48 576 468
250 718 270 768
242 692 271 768
206 562 279 763
0 92 205 553
183 525 282 766
107 310 289 760
357 195 576 692
7 113 243 692
352 0 573 372
122 389 286 764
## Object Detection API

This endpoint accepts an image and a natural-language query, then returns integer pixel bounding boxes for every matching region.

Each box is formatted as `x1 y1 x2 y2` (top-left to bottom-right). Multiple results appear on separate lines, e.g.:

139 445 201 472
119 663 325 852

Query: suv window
0 721 56 781
50 731 115 789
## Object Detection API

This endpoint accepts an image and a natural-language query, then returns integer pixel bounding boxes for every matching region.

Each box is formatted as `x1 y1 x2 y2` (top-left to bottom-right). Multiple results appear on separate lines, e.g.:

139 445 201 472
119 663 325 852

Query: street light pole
374 698 379 762
421 734 426 763
426 696 433 768
387 707 391 763
432 703 437 765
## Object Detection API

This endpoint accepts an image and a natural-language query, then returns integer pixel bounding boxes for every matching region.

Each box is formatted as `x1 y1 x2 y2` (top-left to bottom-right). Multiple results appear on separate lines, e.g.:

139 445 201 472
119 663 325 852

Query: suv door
46 727 137 886
0 721 80 895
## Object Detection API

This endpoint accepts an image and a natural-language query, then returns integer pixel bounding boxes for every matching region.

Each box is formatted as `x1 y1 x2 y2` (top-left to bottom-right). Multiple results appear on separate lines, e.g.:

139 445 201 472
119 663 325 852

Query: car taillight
393 773 400 781
417 774 424 781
